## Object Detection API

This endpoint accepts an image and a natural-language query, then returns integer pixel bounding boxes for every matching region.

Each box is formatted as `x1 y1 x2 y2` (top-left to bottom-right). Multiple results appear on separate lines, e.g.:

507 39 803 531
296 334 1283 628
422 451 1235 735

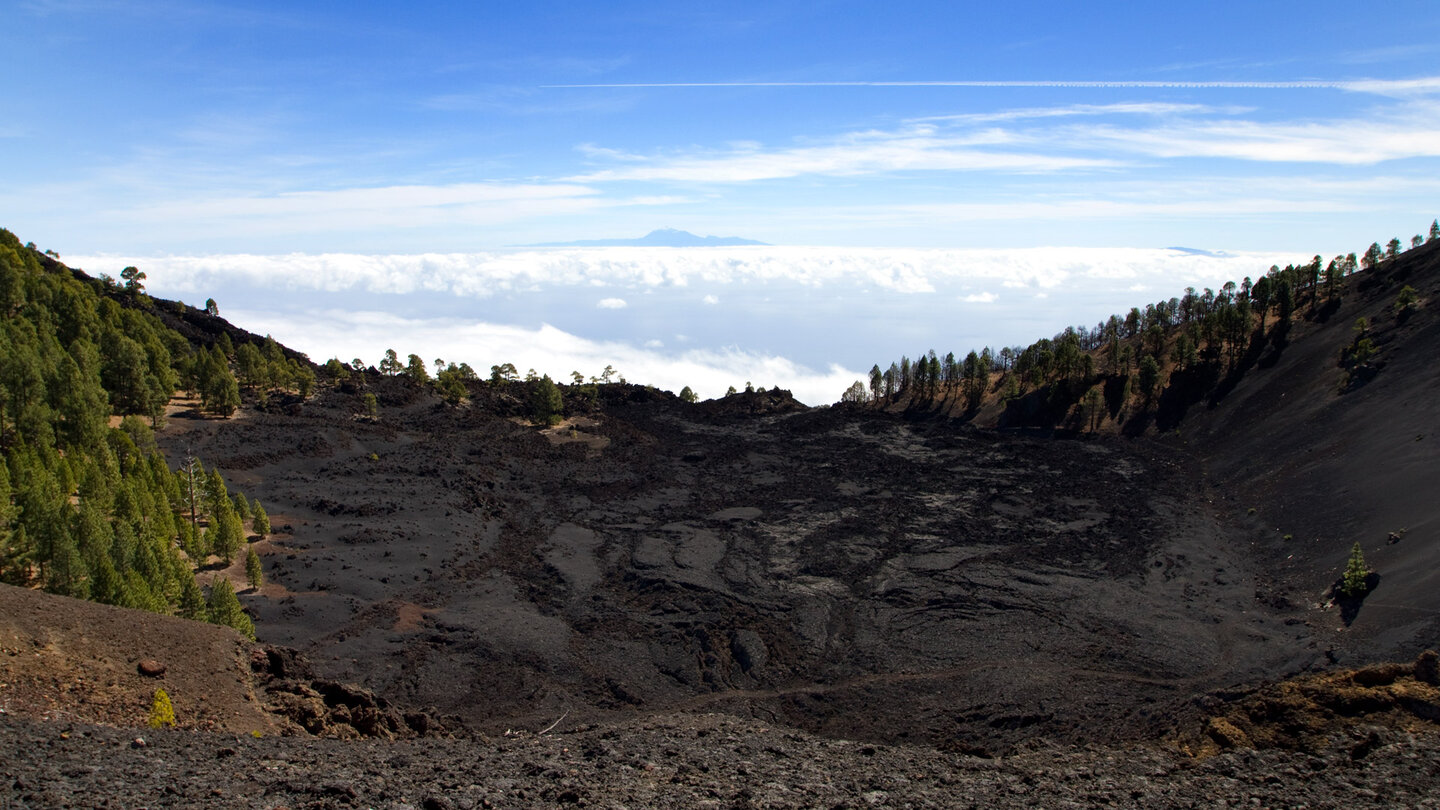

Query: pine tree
178 455 202 535
53 352 108 450
206 578 256 639
435 365 467 405
235 342 265 390
404 354 430 384
203 468 228 519
251 500 269 538
530 375 563 426
120 266 146 295
211 507 244 565
118 569 165 613
45 529 88 599
1362 242 1383 270
179 519 204 562
1137 356 1161 406
1084 387 1104 432
208 367 240 418
1396 285 1419 313
245 547 264 590
177 574 206 620
0 462 18 582
379 349 401 376
293 363 315 398
1340 542 1370 597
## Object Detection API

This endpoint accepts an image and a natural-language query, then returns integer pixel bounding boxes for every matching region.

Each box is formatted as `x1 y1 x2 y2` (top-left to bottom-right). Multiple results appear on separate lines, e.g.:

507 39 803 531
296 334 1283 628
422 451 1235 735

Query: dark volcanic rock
1417 650 1440 686
250 645 452 739
161 384 1319 753
4 711 1438 809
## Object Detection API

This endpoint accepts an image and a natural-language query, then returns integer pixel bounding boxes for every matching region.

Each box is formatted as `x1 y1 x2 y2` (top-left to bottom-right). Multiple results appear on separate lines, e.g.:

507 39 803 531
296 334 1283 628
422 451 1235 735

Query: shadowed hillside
1180 237 1440 663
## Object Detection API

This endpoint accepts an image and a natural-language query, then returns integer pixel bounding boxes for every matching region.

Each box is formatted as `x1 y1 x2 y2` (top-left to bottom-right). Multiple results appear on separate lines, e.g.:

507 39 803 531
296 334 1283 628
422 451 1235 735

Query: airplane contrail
543 80 1345 89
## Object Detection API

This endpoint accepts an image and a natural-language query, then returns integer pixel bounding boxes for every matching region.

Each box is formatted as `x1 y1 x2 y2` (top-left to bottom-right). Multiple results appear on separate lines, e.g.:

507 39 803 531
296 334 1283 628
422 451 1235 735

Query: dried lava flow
162 387 1323 752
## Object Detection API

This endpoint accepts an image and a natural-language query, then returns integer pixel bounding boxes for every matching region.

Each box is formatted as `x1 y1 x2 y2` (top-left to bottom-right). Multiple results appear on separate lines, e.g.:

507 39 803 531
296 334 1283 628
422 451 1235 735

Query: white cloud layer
64 245 1316 406
226 308 863 406
69 246 1304 300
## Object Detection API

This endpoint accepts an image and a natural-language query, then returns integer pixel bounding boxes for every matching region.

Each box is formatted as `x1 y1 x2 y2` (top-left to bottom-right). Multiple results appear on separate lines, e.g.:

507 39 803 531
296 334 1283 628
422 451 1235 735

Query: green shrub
148 688 175 728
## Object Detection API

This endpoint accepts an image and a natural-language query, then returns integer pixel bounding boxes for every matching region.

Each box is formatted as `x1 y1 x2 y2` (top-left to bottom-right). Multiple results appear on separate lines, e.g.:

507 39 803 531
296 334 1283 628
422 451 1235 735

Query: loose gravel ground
5 711 1440 809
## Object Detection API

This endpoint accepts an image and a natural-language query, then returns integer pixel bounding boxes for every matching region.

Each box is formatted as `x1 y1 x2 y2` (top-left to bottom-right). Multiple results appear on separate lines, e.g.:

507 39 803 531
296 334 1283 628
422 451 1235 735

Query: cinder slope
0 583 281 733
1182 239 1440 662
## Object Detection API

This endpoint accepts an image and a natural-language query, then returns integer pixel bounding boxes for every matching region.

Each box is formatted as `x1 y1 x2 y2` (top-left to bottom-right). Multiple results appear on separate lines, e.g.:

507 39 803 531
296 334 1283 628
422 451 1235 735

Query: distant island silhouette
522 228 769 247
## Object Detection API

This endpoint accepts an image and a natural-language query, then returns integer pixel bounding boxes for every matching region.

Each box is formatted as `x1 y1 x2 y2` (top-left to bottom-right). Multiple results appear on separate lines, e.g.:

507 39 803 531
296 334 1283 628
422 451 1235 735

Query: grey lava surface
160 388 1325 753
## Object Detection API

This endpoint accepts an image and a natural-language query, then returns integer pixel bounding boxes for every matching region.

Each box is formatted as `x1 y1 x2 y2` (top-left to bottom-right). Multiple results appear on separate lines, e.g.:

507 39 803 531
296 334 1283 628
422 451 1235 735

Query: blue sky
6 1 1440 402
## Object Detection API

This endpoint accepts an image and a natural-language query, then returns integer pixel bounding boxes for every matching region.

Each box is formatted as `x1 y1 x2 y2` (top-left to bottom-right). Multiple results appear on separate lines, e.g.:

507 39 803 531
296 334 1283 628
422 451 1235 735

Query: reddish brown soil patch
0 584 279 733
390 602 437 633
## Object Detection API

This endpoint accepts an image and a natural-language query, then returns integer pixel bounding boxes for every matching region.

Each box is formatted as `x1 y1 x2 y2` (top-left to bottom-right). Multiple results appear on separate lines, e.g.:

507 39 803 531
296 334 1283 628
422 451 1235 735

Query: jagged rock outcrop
250 647 457 739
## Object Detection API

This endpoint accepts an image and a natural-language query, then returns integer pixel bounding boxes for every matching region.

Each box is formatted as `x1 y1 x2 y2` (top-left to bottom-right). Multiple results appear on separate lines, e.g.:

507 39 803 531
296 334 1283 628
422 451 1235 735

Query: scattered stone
1206 718 1250 749
1416 650 1440 686
135 660 166 678
1353 662 1409 687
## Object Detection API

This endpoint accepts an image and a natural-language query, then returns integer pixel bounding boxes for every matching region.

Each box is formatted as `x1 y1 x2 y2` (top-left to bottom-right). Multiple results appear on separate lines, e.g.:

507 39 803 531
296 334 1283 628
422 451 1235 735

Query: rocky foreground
6 578 1440 808
4 709 1440 809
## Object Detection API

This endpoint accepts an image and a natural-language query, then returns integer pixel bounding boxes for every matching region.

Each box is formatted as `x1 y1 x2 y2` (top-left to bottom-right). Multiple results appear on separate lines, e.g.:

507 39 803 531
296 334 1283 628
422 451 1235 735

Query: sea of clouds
69 246 1305 404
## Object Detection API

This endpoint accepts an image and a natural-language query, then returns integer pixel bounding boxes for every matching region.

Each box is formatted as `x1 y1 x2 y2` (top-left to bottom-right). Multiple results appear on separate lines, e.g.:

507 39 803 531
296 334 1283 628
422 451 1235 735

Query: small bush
148 688 175 728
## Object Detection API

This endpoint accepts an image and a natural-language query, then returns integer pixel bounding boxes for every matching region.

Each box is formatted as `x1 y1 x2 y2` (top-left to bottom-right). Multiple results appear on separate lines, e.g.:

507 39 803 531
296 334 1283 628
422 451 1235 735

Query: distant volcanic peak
1165 246 1231 258
522 228 769 247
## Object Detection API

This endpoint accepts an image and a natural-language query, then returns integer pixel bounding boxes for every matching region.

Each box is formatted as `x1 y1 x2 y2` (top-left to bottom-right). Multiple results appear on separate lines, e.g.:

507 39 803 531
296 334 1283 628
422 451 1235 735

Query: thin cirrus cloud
561 80 1440 186
117 182 607 232
545 80 1347 90
910 102 1233 124
1061 95 1440 165
546 77 1440 95
567 124 1114 183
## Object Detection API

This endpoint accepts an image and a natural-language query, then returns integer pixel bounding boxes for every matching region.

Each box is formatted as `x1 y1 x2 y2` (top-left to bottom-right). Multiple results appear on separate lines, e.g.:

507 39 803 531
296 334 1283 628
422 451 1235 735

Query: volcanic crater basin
163 388 1324 751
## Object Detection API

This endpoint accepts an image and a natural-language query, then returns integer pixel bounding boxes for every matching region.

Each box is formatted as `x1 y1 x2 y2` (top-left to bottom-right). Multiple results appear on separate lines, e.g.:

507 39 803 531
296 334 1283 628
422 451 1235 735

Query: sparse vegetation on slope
849 221 1436 436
